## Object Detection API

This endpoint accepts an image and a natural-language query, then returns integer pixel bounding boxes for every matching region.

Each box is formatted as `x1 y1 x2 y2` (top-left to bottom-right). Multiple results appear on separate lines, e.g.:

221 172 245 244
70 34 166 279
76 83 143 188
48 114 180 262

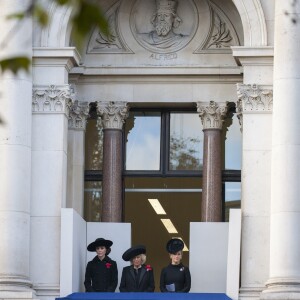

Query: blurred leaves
0 0 108 74
0 56 31 74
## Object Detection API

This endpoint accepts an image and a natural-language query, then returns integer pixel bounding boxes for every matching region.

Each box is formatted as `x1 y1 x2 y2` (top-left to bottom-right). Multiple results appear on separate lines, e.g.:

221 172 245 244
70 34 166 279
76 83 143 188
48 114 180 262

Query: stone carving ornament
197 101 228 130
130 0 198 53
32 85 74 117
69 100 90 130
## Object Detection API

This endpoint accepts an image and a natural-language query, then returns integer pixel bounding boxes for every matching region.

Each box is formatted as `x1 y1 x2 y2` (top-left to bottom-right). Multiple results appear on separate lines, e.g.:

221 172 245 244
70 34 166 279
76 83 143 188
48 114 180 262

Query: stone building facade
1 1 299 300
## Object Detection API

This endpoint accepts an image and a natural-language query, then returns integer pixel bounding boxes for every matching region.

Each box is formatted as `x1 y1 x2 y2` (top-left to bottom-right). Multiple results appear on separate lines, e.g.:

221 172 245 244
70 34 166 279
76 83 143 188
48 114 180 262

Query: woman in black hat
160 238 191 293
84 238 118 292
119 245 155 292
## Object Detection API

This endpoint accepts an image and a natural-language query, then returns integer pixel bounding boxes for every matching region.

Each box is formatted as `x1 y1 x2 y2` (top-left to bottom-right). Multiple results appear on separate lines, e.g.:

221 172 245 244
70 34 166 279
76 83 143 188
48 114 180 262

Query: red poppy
106 263 112 269
145 264 152 271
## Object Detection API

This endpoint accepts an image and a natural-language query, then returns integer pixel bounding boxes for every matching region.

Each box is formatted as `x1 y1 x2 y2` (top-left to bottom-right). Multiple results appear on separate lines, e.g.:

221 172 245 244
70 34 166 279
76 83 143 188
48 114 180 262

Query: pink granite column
197 101 228 222
97 102 129 222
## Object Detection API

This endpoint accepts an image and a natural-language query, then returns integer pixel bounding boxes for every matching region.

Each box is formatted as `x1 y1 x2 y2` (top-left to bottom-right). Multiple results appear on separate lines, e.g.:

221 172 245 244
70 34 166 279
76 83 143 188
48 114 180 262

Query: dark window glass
84 181 102 222
85 118 103 170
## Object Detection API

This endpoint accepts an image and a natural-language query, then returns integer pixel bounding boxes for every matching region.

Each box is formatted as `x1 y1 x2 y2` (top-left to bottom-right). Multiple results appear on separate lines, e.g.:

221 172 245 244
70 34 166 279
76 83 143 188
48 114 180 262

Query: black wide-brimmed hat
87 238 113 252
122 245 146 261
166 238 184 254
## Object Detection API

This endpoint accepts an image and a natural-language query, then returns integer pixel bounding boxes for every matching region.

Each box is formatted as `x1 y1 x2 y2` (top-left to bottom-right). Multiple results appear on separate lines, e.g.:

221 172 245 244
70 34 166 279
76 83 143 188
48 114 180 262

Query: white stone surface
226 209 242 300
60 209 86 297
190 222 229 293
67 130 85 216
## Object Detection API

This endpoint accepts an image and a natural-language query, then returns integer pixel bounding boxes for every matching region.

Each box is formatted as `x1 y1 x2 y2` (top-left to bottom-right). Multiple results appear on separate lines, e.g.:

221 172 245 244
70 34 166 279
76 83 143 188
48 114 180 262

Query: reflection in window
85 118 103 170
169 113 203 171
125 112 161 170
84 181 102 222
224 182 241 222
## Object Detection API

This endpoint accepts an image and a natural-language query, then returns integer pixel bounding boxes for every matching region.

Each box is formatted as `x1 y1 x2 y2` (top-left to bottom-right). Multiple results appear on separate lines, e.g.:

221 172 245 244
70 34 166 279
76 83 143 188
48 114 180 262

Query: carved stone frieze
69 100 90 130
97 101 129 130
197 101 228 130
237 84 273 113
87 1 133 54
32 85 74 116
236 84 273 132
195 1 240 53
130 0 198 53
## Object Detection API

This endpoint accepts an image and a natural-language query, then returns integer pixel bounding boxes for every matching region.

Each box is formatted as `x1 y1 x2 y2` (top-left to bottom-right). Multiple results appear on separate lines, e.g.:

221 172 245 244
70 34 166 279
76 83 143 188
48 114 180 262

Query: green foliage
0 0 108 74
0 56 31 74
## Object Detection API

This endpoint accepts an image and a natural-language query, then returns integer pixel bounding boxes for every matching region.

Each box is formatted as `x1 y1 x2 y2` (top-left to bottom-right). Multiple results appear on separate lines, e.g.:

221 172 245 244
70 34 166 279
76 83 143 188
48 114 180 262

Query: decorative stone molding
237 84 273 113
97 101 129 130
87 1 133 54
68 100 90 130
236 84 273 132
32 85 74 117
197 101 228 130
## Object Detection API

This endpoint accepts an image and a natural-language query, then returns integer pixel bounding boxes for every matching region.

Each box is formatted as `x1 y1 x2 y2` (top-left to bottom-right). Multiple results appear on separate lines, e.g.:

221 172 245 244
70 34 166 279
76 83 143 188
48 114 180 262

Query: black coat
84 255 118 292
119 264 155 292
160 263 191 293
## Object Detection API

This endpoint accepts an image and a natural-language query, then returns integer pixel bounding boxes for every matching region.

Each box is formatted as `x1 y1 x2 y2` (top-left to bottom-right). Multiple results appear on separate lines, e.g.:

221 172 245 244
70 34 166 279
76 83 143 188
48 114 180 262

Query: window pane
225 114 242 170
84 181 102 222
85 118 103 170
125 112 161 170
125 177 202 291
224 182 241 222
169 113 203 171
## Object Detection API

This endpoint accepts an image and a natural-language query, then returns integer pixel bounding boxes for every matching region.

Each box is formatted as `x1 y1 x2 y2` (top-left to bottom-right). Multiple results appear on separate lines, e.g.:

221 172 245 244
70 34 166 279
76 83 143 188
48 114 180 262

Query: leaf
0 57 31 74
71 1 109 47
6 12 26 20
33 5 49 27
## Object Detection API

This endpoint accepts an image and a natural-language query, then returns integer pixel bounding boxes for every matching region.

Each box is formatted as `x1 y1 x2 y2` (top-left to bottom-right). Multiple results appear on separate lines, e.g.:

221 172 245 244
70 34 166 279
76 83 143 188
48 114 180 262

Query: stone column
31 85 73 298
0 1 36 298
67 100 89 217
236 84 273 300
97 101 129 222
197 101 228 222
261 2 300 299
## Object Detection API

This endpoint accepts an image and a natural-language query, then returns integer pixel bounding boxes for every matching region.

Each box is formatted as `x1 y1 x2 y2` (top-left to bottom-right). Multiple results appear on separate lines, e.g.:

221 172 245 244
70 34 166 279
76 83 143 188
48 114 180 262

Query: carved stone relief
197 101 228 130
130 0 198 53
87 1 133 53
32 85 74 117
236 84 273 132
69 100 90 130
194 1 240 53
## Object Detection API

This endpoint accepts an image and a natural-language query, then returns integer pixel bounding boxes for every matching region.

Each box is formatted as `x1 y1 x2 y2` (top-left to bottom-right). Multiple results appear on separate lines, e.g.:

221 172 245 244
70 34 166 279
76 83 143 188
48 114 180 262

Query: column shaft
202 129 222 221
197 101 228 222
98 101 129 222
0 0 35 298
102 129 123 222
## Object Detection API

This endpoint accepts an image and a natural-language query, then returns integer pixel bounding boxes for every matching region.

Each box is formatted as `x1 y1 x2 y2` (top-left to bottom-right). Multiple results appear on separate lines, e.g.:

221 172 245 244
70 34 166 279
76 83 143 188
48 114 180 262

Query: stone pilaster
261 1 300 299
67 100 89 216
0 1 35 299
31 84 74 298
97 101 129 222
197 101 228 222
237 84 273 300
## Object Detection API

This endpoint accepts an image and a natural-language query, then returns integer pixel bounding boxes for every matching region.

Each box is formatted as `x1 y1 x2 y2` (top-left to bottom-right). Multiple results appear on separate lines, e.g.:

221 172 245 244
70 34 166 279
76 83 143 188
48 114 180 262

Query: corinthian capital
197 101 228 130
32 85 74 117
237 84 273 113
97 101 129 130
69 100 90 130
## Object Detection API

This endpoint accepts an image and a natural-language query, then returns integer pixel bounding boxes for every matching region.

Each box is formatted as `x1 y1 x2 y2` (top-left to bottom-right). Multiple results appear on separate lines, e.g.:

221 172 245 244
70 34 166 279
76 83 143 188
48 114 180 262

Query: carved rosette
69 100 90 130
197 101 228 130
97 101 129 130
32 85 74 117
